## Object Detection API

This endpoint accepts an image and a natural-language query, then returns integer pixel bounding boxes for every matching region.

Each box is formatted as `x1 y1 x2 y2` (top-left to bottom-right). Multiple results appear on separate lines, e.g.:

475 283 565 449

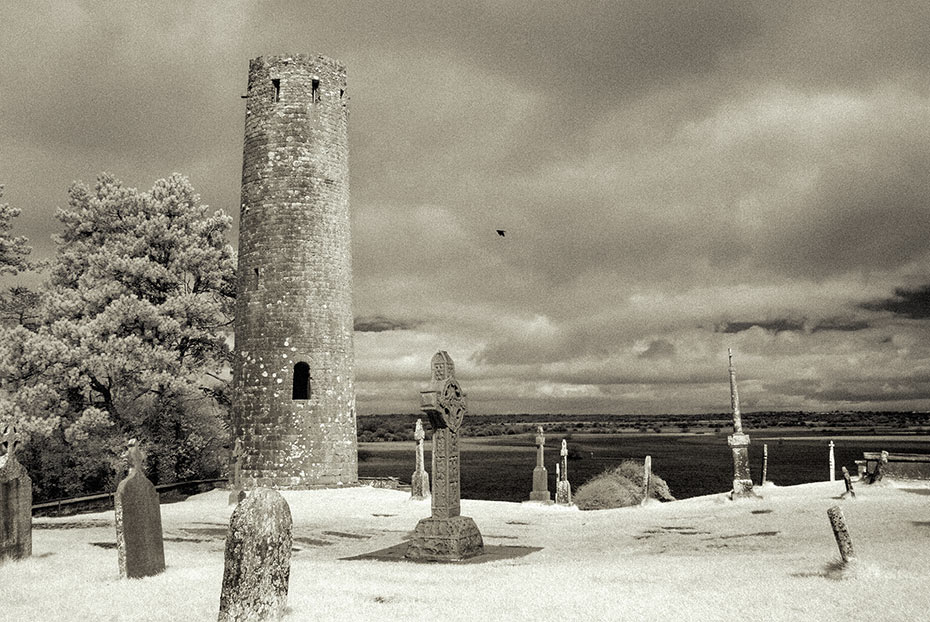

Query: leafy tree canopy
0 173 236 498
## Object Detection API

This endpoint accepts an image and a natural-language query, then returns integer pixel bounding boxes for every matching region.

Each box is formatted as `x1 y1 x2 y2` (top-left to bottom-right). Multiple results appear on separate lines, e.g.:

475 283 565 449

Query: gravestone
640 455 652 506
114 439 165 578
406 351 484 561
726 349 757 499
866 450 889 484
218 487 292 622
841 466 856 499
410 419 430 500
829 441 836 482
827 505 856 563
0 422 31 563
228 438 246 505
555 439 572 505
528 426 550 503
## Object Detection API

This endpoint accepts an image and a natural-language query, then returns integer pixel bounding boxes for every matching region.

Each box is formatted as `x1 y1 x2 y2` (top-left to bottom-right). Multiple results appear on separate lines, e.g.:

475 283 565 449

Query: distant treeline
357 411 930 442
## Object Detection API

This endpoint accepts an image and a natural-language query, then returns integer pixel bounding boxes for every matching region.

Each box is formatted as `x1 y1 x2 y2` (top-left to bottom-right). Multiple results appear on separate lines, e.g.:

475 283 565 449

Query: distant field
359 431 930 501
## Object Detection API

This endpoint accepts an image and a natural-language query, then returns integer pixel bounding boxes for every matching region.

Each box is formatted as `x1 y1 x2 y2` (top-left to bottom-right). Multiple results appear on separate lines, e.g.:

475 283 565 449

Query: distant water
359 433 930 501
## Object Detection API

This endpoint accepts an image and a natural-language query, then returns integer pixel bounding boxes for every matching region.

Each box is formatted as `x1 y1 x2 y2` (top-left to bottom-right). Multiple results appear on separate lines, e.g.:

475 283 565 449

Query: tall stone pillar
829 440 836 482
726 349 757 499
406 352 483 561
529 426 550 502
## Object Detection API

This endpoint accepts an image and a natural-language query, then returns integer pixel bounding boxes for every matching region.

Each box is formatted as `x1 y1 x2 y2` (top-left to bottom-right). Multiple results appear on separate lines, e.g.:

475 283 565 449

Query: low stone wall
358 477 401 490
856 452 930 481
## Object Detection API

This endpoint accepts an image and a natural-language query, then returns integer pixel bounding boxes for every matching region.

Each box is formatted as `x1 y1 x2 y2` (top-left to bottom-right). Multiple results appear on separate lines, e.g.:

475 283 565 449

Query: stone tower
232 54 357 488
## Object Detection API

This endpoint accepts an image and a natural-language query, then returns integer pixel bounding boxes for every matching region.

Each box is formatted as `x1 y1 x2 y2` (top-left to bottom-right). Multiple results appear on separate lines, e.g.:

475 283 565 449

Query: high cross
419 351 467 519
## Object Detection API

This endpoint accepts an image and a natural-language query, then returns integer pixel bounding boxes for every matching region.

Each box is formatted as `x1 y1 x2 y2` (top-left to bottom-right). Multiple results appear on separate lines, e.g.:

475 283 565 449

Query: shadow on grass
89 542 116 549
343 542 542 564
791 559 858 581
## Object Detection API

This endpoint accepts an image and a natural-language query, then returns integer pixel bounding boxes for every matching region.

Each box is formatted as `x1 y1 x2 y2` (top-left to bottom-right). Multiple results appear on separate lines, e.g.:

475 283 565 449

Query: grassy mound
574 459 675 510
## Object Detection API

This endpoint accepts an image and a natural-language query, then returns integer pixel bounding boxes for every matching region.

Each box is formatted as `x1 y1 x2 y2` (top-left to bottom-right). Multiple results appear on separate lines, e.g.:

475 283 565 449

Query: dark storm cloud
354 316 420 333
751 2 930 91
758 153 930 279
810 318 872 333
4 1 930 412
861 284 930 320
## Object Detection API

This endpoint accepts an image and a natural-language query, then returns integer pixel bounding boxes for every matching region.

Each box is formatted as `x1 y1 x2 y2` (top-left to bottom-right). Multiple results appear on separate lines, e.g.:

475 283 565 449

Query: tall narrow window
253 267 259 289
271 78 281 103
311 78 320 103
293 362 310 400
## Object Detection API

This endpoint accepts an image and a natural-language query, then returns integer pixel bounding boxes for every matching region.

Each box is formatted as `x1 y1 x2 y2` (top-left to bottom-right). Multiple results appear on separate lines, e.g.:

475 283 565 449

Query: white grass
3 480 930 621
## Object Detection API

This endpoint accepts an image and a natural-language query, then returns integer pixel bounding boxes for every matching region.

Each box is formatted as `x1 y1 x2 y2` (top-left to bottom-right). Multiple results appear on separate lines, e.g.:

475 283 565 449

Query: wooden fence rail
32 478 227 515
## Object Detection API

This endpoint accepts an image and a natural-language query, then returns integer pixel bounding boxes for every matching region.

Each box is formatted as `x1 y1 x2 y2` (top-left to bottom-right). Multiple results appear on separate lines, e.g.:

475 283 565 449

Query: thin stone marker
410 419 430 500
827 505 856 563
641 455 652 506
761 443 768 486
841 466 856 499
555 440 572 505
829 441 836 482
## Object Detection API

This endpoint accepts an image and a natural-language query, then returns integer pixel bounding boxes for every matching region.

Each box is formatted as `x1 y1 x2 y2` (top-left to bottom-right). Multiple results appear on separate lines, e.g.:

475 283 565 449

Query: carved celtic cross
420 351 467 520
420 350 467 433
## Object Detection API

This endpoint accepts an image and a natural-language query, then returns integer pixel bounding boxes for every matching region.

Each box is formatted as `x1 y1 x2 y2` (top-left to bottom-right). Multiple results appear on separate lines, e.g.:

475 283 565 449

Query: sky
1 1 929 415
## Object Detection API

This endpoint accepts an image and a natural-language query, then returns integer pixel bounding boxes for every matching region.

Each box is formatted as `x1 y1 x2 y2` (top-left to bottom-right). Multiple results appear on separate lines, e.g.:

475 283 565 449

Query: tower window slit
271 79 281 103
312 78 320 103
293 362 311 400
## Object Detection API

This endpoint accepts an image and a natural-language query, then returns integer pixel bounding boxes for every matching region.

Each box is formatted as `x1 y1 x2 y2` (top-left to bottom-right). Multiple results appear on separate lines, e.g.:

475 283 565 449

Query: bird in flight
496 230 506 237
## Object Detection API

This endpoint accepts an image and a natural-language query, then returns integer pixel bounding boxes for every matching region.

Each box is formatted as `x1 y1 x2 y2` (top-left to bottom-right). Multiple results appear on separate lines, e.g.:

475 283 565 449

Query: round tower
232 54 357 488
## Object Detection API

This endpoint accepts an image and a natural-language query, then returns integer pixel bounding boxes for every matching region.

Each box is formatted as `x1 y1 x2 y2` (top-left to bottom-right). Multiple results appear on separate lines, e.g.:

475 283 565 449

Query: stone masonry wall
232 54 357 488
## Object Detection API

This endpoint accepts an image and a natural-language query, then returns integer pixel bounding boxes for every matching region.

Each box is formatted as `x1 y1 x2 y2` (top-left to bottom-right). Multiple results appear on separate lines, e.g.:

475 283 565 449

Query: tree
0 173 236 499
0 185 31 274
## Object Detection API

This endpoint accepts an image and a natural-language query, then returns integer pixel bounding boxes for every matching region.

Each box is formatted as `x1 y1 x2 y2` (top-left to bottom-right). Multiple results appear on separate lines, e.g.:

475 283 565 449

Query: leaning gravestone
0 422 31 563
115 439 165 578
841 466 856 499
827 505 856 563
528 426 551 503
219 488 292 622
406 351 484 561
410 419 430 501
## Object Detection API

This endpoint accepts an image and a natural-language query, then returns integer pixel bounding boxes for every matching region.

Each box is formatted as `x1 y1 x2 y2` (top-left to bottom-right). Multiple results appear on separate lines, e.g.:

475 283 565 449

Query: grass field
5 480 930 621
